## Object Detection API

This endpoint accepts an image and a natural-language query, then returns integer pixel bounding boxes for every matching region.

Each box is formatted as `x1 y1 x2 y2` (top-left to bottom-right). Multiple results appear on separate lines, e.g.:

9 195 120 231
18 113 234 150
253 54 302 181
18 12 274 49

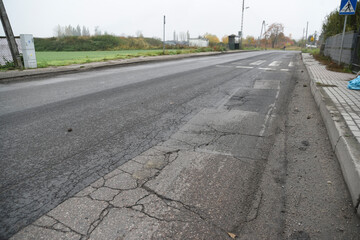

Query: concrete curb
0 50 251 83
303 54 360 216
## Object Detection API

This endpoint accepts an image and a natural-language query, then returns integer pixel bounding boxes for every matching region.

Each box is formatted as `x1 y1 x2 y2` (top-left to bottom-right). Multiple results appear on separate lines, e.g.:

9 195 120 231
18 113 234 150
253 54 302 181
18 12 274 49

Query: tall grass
301 48 320 55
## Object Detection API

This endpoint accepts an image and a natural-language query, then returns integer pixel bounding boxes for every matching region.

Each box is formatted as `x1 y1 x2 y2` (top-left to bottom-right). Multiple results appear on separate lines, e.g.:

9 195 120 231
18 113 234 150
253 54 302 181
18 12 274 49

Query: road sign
339 0 357 15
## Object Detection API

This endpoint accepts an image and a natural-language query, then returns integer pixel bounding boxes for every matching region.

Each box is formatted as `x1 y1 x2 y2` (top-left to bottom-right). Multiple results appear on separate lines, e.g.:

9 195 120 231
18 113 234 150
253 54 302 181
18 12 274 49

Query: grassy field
35 49 196 68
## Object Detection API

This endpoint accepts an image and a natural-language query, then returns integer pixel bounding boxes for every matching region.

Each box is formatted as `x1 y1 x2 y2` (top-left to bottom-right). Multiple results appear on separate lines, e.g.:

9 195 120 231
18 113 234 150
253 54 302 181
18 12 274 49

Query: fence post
350 27 360 71
338 15 348 65
0 0 23 69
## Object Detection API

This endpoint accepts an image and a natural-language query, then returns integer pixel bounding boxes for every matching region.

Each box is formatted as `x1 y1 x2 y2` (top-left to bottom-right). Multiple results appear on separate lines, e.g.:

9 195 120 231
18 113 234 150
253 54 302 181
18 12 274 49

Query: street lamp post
240 0 245 49
240 0 249 49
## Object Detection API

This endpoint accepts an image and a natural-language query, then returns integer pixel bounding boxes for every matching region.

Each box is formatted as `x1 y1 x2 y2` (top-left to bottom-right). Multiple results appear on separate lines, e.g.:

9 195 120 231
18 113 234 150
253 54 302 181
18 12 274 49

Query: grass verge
302 48 352 73
313 54 352 73
1 47 226 70
35 48 222 68
36 50 180 68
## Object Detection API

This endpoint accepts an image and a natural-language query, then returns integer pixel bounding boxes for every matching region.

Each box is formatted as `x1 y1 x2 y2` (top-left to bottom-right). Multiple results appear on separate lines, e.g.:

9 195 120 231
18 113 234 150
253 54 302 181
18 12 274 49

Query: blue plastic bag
348 76 360 90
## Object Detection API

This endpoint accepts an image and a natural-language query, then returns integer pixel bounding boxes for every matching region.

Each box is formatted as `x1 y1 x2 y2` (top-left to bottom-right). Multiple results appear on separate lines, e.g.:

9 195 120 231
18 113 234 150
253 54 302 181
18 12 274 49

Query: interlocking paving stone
303 53 360 143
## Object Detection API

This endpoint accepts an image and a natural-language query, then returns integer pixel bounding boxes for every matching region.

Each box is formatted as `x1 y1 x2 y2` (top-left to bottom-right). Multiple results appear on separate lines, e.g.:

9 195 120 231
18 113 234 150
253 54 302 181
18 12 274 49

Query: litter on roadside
348 76 360 90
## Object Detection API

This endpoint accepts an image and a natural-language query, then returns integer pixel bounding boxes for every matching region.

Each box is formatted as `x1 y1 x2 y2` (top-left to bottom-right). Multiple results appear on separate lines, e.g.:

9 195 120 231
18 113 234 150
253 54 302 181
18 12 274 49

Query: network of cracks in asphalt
13 103 272 239
14 149 234 239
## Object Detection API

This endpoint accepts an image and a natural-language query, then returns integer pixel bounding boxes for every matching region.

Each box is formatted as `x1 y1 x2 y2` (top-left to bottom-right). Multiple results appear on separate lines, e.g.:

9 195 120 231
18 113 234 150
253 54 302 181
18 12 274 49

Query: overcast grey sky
1 0 344 40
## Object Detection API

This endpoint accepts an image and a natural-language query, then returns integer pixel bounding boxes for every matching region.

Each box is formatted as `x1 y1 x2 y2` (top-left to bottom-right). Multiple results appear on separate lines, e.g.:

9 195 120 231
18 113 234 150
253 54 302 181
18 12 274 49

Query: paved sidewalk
302 53 360 215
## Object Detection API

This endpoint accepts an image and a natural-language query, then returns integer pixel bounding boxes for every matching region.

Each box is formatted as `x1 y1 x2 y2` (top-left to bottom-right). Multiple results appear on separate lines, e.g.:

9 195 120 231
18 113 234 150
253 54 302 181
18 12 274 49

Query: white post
163 15 166 54
339 15 347 65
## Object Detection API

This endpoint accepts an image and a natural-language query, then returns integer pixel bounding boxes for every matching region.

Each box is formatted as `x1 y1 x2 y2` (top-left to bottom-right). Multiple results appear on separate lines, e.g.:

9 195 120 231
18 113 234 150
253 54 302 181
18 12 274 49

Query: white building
188 38 209 47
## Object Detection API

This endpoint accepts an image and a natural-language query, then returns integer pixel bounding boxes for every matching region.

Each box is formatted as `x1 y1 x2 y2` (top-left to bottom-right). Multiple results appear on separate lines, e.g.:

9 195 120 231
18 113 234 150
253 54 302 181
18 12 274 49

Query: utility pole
163 15 166 54
302 28 305 48
240 0 245 49
0 0 23 68
258 20 265 48
305 22 309 47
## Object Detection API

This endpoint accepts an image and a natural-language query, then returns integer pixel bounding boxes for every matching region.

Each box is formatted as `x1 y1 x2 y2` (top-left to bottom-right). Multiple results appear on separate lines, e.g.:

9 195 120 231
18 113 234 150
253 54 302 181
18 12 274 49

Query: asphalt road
1 51 359 239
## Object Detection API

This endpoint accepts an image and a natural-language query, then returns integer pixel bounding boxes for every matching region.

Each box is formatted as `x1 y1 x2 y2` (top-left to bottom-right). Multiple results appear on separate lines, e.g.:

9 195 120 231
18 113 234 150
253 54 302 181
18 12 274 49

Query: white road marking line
259 86 280 137
269 61 281 67
250 60 266 65
259 68 273 71
259 103 275 137
236 66 254 69
216 87 242 109
280 69 290 72
288 62 294 67
216 65 233 68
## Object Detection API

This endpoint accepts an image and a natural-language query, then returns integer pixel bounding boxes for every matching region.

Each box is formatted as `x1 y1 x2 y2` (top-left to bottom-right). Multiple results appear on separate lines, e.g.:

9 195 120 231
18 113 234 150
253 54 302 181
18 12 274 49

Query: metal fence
0 36 22 65
323 29 360 71
351 32 360 71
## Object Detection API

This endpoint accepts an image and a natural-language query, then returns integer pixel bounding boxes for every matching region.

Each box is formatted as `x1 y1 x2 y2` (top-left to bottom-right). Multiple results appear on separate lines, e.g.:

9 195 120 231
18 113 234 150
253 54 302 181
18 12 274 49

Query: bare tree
64 25 73 36
82 26 90 36
265 23 284 48
54 24 92 37
75 25 81 36
135 30 143 38
53 24 63 37
94 26 102 36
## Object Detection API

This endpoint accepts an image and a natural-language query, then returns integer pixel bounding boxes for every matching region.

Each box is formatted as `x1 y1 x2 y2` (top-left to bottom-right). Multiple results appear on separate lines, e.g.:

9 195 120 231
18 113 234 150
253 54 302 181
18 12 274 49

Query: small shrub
0 58 16 70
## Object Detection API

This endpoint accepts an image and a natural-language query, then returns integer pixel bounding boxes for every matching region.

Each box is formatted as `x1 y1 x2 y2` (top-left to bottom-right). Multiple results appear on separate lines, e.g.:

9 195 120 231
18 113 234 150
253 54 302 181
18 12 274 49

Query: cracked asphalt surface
1 51 360 239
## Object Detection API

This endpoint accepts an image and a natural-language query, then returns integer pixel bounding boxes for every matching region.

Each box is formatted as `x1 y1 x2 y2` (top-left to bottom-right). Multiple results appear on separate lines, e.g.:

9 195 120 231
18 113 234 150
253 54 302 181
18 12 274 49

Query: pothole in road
289 231 311 240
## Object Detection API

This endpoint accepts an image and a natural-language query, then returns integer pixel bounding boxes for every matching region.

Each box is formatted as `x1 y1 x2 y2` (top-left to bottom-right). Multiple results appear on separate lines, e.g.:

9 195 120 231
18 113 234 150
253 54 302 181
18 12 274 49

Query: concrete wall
189 38 209 47
324 31 357 65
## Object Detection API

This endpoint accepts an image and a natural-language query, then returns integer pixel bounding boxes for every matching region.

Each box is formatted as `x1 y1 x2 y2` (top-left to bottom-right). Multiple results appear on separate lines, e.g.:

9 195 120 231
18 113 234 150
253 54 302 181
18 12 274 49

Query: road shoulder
302 53 360 216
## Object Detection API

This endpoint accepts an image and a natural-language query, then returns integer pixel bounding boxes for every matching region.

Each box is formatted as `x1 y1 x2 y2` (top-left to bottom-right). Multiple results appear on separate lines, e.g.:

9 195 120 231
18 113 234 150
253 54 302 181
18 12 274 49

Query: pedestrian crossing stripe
340 0 356 14
250 60 266 65
236 66 254 69
269 61 281 67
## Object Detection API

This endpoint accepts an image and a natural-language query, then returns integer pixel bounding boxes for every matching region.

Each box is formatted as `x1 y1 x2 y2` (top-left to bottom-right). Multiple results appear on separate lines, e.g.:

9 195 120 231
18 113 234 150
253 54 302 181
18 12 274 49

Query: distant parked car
306 44 317 49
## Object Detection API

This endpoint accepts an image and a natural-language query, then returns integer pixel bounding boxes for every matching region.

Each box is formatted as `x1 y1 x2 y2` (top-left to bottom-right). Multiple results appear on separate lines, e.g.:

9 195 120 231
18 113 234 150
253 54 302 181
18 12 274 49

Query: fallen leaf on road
228 232 237 239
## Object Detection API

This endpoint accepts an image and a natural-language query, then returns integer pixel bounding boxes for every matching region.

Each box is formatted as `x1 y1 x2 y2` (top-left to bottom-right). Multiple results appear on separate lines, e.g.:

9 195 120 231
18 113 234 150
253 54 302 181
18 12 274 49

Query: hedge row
34 35 163 51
